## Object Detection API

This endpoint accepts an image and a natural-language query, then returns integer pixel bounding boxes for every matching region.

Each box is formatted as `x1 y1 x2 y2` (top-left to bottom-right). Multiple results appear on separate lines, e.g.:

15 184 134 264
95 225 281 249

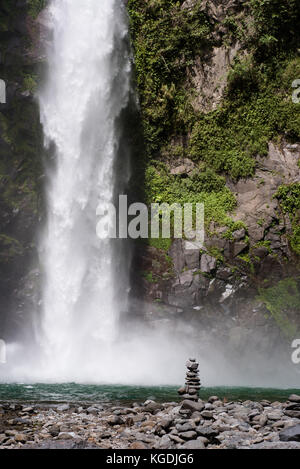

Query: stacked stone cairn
178 358 201 402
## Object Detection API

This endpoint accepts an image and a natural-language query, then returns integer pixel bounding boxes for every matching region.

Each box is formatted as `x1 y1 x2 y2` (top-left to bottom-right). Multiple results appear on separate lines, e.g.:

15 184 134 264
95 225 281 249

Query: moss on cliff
0 1 43 274
258 277 300 338
189 55 300 179
0 234 24 262
275 183 300 255
27 0 47 19
144 163 236 228
128 0 300 190
128 0 212 155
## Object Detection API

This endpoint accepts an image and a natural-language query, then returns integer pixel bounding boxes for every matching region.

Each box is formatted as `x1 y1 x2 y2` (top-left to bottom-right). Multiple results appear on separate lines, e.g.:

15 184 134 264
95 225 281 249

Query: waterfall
37 0 132 380
1 0 218 386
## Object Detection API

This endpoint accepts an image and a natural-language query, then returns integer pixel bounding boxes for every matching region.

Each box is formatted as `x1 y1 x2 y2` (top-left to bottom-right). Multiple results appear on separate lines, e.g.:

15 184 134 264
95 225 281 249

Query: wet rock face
139 139 300 335
189 44 241 113
0 1 44 339
130 11 299 315
232 142 299 242
169 158 195 176
182 0 249 113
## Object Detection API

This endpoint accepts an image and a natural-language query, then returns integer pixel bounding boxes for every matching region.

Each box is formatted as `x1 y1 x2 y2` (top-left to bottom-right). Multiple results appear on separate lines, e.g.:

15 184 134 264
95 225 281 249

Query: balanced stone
178 358 201 403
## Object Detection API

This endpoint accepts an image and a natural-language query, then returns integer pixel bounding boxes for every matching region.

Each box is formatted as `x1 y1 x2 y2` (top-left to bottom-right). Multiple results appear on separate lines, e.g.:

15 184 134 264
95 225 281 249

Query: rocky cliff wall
127 0 300 344
0 0 45 339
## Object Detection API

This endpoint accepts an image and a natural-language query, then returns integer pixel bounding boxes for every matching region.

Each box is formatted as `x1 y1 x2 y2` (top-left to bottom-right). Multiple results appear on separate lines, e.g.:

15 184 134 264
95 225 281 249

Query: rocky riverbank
1 394 300 450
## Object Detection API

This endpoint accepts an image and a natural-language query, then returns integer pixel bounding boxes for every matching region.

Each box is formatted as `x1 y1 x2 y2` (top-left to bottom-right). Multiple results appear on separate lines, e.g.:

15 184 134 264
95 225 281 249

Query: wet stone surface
0 394 300 449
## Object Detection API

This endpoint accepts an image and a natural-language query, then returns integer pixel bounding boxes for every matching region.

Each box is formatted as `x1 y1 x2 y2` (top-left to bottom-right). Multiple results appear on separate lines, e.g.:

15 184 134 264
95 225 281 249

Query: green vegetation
275 183 300 254
237 253 255 273
0 0 44 274
23 74 38 93
128 0 300 177
148 236 172 252
0 235 24 262
128 0 300 254
128 0 212 155
142 271 156 283
189 58 300 178
144 163 237 229
291 224 300 255
252 240 273 254
248 0 300 58
258 278 300 338
206 247 224 263
221 221 247 240
27 0 47 18
275 183 300 215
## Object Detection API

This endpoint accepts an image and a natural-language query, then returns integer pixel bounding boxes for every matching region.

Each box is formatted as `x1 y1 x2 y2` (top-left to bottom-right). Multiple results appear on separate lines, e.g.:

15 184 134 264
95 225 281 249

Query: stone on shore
181 399 205 413
279 424 300 442
57 404 70 412
288 394 300 403
1 393 300 450
179 438 205 449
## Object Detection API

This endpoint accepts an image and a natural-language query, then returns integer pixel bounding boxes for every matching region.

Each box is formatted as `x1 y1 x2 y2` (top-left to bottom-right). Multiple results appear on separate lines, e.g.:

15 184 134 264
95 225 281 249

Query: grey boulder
279 424 300 442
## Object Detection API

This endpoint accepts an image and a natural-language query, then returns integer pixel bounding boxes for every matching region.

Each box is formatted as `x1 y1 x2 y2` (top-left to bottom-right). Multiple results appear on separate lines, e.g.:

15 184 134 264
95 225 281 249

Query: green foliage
275 183 300 255
23 74 38 93
291 223 300 255
257 218 265 227
227 55 259 96
148 237 172 252
222 221 247 240
275 183 300 215
189 108 257 179
145 163 237 227
128 0 300 265
249 0 300 59
128 0 212 154
0 97 43 188
207 247 224 262
258 278 300 338
237 253 255 273
142 271 156 283
0 235 24 261
0 0 44 274
252 240 272 253
128 0 300 184
189 56 300 179
238 253 252 263
27 0 47 18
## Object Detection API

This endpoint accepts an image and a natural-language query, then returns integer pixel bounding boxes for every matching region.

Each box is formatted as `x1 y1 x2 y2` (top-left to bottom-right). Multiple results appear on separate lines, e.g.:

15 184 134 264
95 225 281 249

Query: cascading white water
37 0 132 379
2 0 205 386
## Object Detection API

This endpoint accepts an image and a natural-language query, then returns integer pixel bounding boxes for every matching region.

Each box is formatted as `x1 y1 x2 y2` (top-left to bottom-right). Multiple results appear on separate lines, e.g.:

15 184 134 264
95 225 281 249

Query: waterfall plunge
3 0 203 386
37 0 132 380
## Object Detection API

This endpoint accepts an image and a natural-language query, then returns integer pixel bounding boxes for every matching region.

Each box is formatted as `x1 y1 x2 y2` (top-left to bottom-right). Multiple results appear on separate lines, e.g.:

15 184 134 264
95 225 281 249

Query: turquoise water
0 383 299 404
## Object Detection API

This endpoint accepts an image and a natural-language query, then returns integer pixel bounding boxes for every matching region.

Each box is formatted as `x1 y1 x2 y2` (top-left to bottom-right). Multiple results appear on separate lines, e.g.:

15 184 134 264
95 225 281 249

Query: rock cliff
0 0 44 339
127 0 300 344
